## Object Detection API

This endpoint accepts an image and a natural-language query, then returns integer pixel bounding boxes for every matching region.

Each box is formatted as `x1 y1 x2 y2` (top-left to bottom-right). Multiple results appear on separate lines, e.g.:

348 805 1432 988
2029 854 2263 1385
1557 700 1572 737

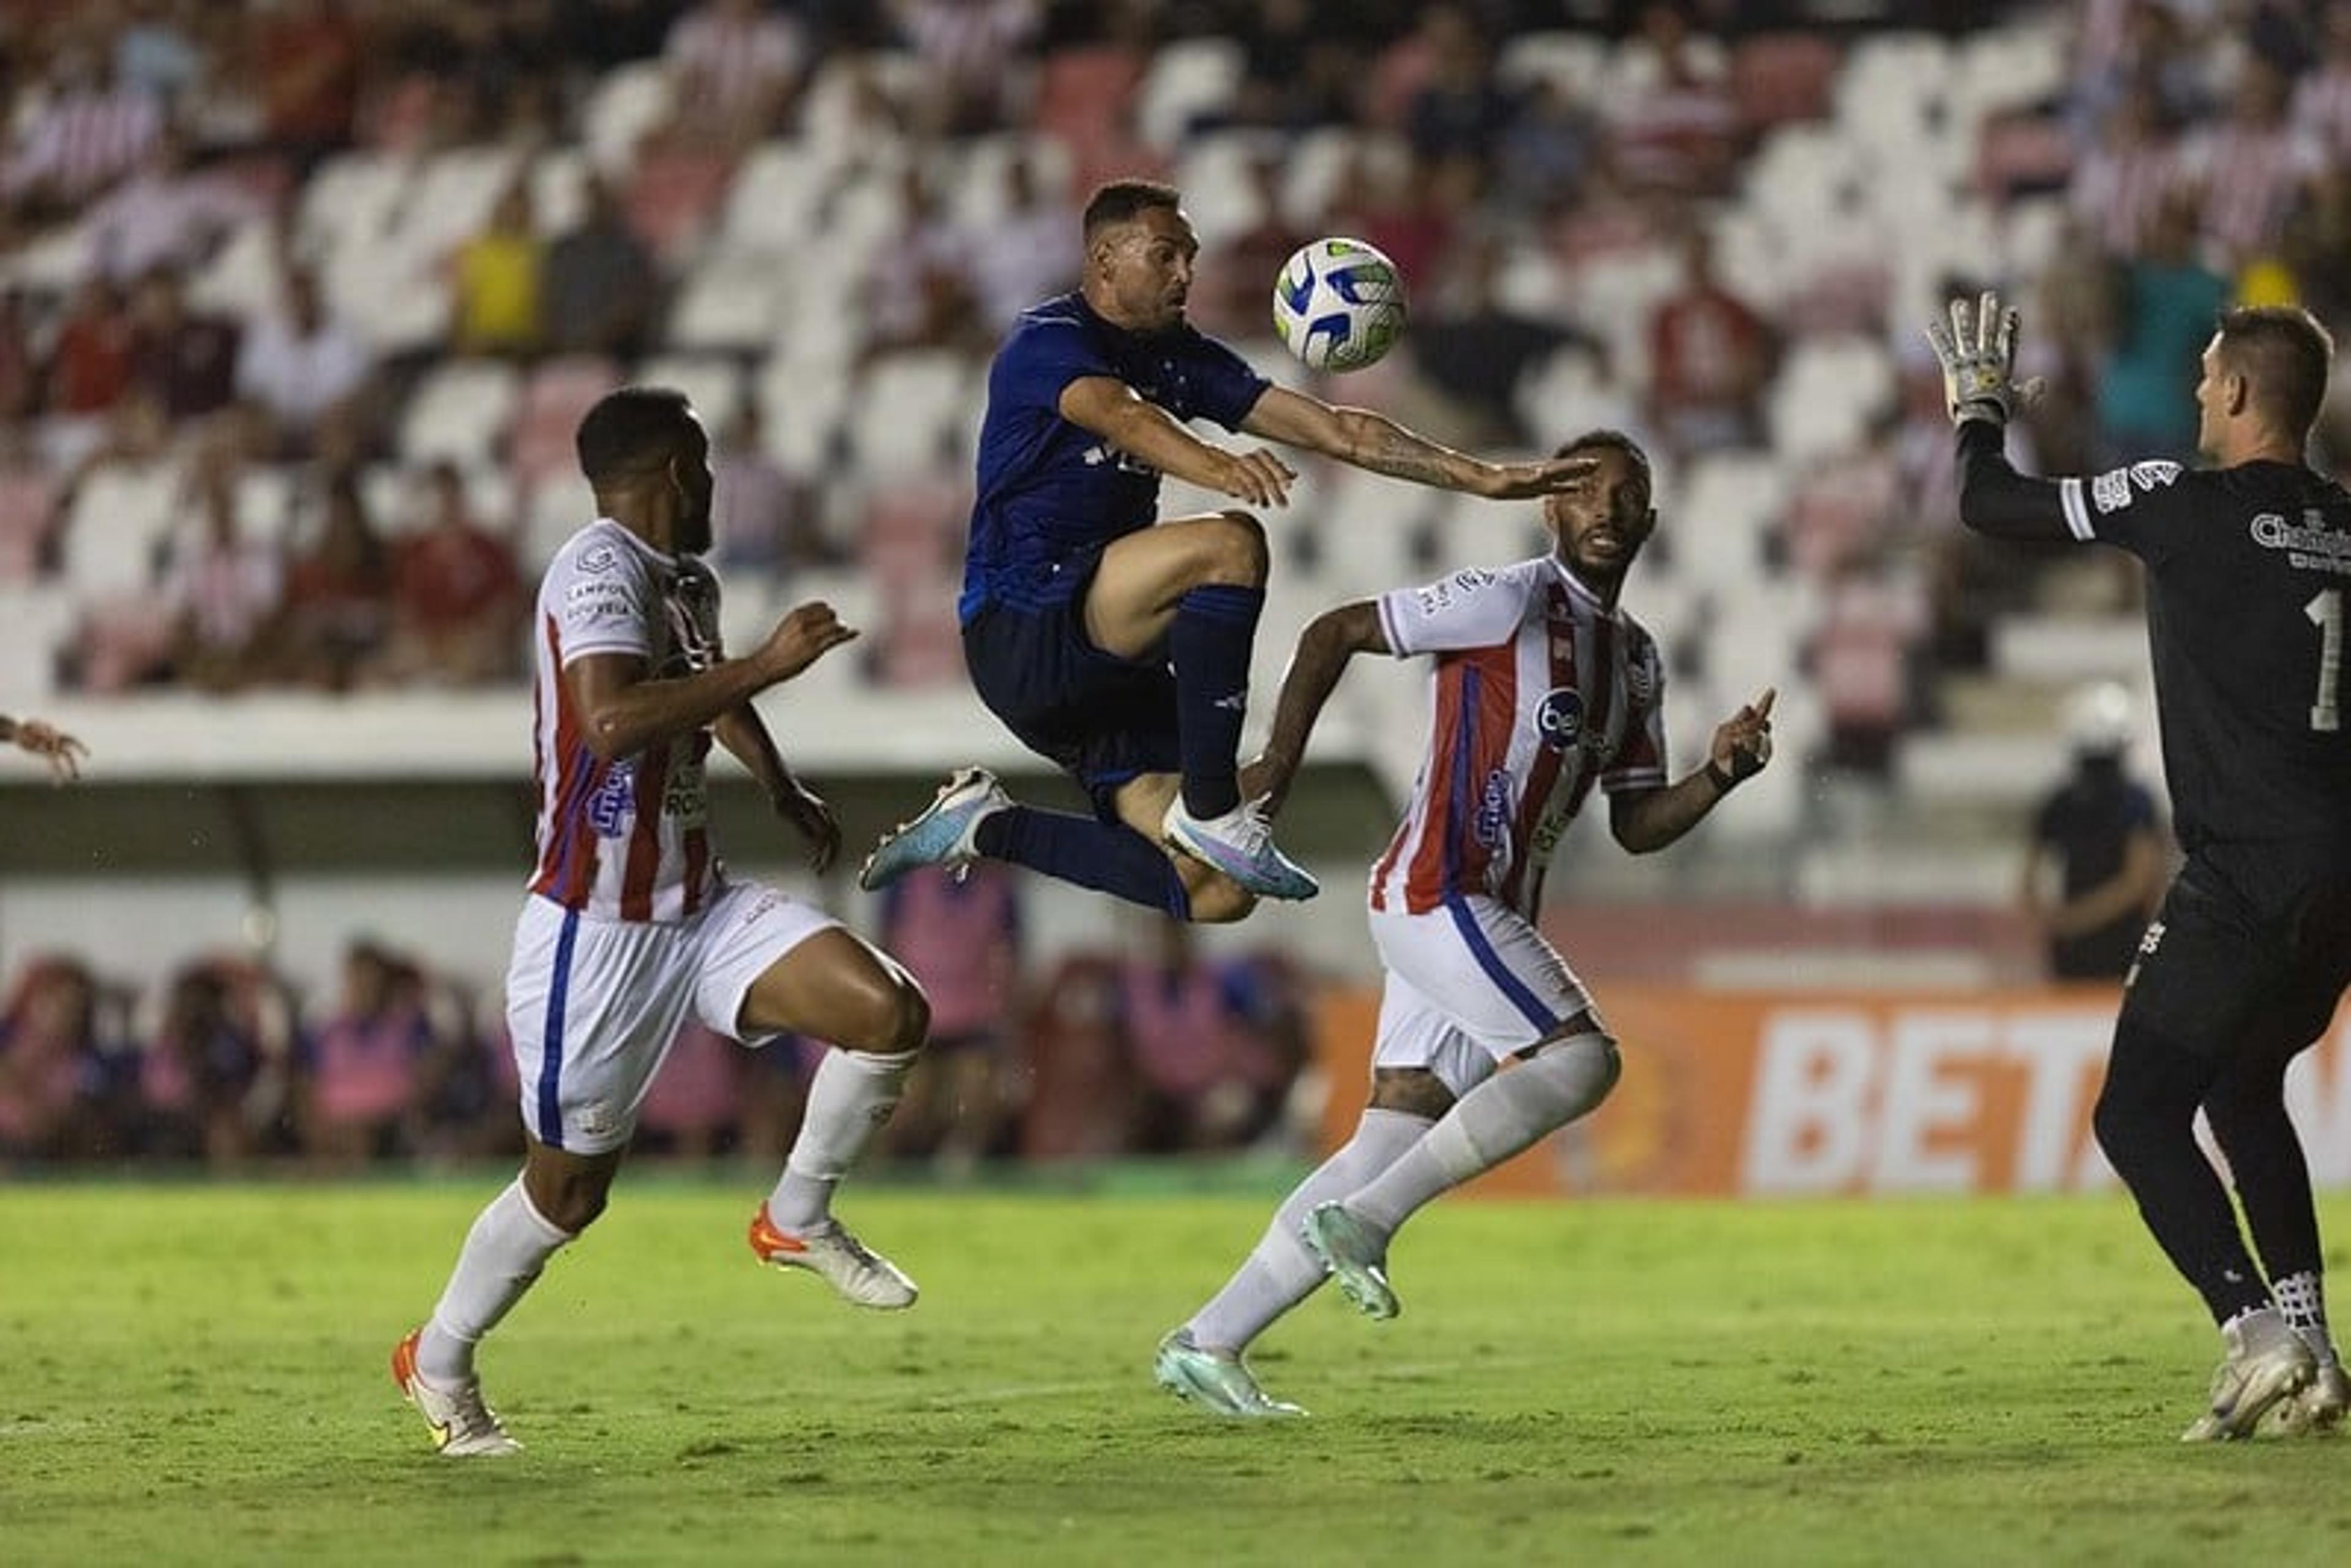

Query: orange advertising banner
1312 985 2351 1197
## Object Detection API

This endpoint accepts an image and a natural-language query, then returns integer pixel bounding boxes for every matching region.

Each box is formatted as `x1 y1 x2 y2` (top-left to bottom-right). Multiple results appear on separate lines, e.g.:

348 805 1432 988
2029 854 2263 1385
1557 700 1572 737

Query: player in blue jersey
860 179 1598 922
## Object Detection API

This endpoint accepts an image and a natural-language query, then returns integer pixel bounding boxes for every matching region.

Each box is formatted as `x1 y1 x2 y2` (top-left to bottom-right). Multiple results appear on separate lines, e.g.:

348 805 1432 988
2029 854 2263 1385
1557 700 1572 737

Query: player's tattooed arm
1242 387 1595 498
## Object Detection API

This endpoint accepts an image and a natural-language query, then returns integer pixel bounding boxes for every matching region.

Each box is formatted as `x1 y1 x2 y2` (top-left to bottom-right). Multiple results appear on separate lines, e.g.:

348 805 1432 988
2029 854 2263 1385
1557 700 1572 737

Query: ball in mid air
1272 237 1406 373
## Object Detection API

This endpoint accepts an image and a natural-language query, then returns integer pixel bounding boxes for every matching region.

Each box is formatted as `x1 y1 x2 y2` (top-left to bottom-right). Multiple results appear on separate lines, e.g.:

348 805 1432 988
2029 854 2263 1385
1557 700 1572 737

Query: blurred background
2 0 2337 1189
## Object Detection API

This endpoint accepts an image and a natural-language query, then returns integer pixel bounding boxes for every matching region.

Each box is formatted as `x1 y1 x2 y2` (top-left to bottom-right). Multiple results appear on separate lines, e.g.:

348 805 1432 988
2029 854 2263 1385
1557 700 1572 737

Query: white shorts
1366 896 1597 1098
506 882 839 1154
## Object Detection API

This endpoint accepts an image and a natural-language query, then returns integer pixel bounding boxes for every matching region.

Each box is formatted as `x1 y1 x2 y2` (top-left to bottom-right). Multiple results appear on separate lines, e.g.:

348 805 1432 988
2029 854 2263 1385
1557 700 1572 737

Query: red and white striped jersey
526 519 726 923
1369 557 1668 920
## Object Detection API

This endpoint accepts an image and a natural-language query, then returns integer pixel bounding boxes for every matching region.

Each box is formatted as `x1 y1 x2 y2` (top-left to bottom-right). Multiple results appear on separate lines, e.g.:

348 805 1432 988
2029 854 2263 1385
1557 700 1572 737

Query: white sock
2274 1270 2336 1362
418 1178 573 1384
1346 1033 1619 1236
766 1047 918 1231
1187 1108 1431 1352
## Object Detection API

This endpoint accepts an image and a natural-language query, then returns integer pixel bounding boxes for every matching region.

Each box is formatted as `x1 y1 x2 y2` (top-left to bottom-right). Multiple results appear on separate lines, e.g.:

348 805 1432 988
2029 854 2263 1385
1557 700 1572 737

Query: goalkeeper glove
1922 290 2040 427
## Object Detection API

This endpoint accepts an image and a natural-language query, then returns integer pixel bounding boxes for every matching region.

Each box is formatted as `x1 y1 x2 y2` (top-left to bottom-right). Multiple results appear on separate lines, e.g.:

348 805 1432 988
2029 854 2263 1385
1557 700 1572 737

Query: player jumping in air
857 178 1596 923
393 388 934 1456
1154 430 1775 1416
1930 293 2351 1440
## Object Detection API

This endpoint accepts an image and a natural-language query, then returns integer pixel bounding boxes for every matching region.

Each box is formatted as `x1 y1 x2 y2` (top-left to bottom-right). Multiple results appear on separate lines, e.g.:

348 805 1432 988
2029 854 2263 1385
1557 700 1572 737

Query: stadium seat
0 585 77 696
842 351 979 479
510 356 622 494
1171 130 1281 251
579 59 673 175
1136 38 1243 151
721 142 830 252
1728 33 1840 130
297 148 410 257
1494 32 1610 100
235 465 294 545
1672 451 1790 595
529 146 591 237
59 460 178 597
1764 337 1895 465
397 359 521 471
752 347 851 473
520 475 598 571
637 354 744 433
396 146 525 263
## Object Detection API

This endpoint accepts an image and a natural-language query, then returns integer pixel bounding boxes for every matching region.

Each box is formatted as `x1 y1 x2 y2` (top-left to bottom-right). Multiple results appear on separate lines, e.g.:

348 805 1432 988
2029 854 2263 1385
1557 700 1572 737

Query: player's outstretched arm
1059 376 1297 508
568 602 858 763
1242 599 1390 818
1 714 88 784
1610 688 1775 853
1239 385 1595 499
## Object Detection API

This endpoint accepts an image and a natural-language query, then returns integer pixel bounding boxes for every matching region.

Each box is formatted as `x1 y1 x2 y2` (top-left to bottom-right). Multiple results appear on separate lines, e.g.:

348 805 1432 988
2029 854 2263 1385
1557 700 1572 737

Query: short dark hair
1553 428 1652 489
2215 304 2334 440
576 386 697 484
1082 179 1183 239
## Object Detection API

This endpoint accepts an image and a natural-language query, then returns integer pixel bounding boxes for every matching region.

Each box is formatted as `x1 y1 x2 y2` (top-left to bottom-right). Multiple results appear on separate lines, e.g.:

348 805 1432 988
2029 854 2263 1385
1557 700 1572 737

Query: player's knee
1187 880 1257 923
849 971 930 1055
2091 1021 2207 1169
1194 511 1269 586
1369 1068 1455 1120
1527 1030 1621 1120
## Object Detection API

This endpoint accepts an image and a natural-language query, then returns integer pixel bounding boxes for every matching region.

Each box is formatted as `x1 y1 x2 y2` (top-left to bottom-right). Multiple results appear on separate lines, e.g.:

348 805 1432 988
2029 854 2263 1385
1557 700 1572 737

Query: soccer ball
1272 238 1406 373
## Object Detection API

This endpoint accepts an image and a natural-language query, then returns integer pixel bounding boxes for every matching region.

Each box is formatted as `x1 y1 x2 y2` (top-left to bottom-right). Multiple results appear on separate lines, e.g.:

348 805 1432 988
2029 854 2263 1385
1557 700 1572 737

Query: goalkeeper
1929 289 2351 1440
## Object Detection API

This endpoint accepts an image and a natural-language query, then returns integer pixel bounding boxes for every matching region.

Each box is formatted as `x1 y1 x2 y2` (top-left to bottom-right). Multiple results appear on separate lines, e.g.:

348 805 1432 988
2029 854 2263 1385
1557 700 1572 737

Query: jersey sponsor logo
2128 460 2181 492
2250 511 2351 575
1079 441 1159 477
1472 767 1514 847
587 761 636 835
1626 654 1655 707
1413 568 1496 618
566 577 636 623
662 758 709 825
1535 687 1585 750
579 543 623 574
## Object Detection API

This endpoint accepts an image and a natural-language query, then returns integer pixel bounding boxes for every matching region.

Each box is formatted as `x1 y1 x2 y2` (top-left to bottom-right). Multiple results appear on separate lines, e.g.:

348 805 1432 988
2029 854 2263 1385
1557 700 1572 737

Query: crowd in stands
0 1 2338 790
0 863 1310 1172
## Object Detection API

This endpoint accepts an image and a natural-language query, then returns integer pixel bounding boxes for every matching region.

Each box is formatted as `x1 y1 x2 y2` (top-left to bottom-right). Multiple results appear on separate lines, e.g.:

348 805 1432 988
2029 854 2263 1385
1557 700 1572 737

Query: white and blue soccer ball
1272 237 1406 373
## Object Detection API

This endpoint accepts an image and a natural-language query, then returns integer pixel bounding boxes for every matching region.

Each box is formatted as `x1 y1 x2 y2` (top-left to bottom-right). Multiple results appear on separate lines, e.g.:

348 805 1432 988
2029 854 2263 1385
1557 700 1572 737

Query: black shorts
962 560 1181 820
2121 839 2351 1065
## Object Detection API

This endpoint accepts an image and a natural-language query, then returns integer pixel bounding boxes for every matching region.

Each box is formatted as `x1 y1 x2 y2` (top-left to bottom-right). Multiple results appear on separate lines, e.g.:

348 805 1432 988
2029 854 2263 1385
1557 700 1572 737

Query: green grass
6 1178 2351 1567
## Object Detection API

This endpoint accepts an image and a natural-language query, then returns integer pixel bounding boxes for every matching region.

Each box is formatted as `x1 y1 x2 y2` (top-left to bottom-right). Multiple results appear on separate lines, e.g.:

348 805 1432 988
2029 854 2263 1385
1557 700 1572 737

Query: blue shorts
962 561 1181 820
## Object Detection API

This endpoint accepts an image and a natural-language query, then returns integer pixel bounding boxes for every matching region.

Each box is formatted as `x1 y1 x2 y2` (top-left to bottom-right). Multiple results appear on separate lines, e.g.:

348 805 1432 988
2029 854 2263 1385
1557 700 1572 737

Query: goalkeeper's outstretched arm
1954 419 2076 544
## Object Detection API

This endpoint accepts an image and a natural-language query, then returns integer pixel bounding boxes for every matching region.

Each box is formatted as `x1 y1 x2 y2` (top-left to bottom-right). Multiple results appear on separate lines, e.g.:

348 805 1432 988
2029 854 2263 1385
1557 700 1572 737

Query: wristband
1704 759 1738 795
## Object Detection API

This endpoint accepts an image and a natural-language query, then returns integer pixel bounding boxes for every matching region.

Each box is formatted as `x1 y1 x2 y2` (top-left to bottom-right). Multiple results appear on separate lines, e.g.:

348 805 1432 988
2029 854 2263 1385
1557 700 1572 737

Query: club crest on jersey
587 762 636 835
1534 687 1585 750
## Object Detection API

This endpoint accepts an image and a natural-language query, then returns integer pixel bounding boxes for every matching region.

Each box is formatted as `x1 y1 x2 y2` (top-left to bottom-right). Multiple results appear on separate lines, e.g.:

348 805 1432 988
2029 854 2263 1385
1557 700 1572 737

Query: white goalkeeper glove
1922 290 2041 427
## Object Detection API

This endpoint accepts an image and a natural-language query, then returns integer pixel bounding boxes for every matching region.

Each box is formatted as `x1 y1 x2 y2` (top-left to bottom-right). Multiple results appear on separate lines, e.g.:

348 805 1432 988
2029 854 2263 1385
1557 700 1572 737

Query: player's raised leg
741 926 930 1309
1086 513 1314 901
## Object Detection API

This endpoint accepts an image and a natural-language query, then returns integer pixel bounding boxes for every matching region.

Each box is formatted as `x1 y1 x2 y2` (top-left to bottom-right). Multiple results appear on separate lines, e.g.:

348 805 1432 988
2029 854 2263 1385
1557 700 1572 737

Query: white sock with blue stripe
1343 1033 1620 1236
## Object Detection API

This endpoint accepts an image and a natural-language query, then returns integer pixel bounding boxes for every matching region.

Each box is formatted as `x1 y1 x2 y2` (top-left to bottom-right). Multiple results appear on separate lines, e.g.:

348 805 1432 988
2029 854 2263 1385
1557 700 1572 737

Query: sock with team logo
975 808 1191 916
1345 1034 1620 1235
1188 1108 1431 1352
767 1047 919 1231
418 1178 574 1384
1169 582 1264 820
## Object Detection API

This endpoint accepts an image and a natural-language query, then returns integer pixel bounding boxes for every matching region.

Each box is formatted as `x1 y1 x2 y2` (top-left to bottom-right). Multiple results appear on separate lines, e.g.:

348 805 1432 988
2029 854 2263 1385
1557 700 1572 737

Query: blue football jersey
961 291 1269 621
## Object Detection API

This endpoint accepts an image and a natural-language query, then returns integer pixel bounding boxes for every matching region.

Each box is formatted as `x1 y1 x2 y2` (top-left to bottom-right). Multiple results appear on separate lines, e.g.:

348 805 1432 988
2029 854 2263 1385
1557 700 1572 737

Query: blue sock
974 806 1190 917
1168 582 1264 820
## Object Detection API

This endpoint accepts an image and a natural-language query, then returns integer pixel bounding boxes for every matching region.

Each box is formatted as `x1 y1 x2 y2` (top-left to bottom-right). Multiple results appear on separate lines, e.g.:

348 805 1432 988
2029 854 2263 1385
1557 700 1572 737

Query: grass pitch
6 1177 2351 1567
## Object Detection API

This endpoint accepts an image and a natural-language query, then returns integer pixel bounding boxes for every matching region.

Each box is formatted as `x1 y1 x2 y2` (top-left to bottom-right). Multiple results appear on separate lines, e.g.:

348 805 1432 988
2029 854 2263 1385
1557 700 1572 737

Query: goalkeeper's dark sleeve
1952 418 2075 544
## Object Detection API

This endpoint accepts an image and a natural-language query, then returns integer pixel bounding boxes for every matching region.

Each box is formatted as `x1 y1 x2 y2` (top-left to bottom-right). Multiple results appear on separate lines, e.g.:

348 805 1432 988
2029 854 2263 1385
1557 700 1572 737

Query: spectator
0 287 40 425
234 262 375 461
876 862 1026 1171
1016 953 1136 1163
2181 56 2320 269
448 181 545 358
1215 0 1363 134
249 0 363 173
1403 231 1594 449
0 957 123 1163
710 394 829 577
859 165 987 363
142 959 296 1165
1643 224 1776 461
159 455 284 692
1402 7 1516 166
889 0 1040 139
1118 915 1308 1155
0 421 61 582
2 44 164 219
272 470 394 691
44 276 137 432
84 127 265 286
1493 75 1599 218
1603 2 1744 199
1190 151 1306 341
662 0 807 154
967 149 1082 336
2093 192 2229 463
2069 81 2184 261
541 170 660 359
383 460 524 685
299 940 438 1167
125 263 242 426
114 0 211 111
2021 682 2170 982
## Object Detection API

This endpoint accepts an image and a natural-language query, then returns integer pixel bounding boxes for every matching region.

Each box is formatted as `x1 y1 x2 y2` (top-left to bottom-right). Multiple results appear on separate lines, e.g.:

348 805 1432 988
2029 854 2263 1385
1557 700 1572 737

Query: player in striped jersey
1931 293 2351 1440
1157 430 1775 1416
394 388 935 1457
